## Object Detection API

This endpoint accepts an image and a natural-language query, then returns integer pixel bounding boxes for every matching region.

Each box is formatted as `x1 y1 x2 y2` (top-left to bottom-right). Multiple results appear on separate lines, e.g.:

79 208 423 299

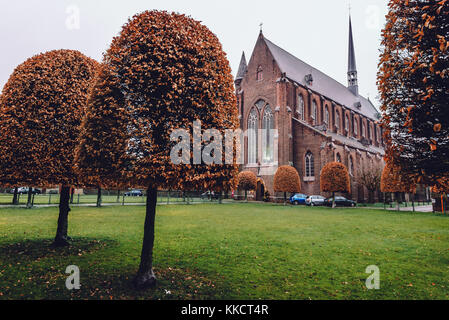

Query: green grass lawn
1 203 449 300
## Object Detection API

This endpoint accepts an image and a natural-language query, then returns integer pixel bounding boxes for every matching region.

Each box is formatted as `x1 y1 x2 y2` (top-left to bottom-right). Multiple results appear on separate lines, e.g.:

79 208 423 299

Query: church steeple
347 15 359 96
235 51 248 85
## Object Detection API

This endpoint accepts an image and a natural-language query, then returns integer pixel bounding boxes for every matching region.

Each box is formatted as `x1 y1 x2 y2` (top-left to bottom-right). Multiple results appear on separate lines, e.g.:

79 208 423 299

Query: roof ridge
262 36 380 117
264 37 359 99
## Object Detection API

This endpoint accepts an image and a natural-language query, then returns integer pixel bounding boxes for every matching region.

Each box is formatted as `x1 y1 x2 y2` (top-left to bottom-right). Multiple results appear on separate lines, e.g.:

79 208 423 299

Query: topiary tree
75 11 239 289
274 166 301 205
237 171 257 202
320 162 350 208
0 50 99 246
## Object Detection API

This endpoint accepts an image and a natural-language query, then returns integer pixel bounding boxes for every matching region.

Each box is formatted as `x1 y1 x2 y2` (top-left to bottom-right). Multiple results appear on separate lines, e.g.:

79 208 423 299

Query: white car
306 195 326 207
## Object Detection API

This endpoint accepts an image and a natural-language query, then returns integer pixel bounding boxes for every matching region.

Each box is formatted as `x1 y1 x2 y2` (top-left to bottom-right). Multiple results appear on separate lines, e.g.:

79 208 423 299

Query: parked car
201 191 220 200
124 190 144 197
290 193 308 205
306 195 326 207
17 187 41 195
324 196 357 207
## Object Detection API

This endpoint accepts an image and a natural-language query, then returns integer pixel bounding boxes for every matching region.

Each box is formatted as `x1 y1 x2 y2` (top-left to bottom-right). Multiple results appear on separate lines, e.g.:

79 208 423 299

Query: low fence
0 190 232 206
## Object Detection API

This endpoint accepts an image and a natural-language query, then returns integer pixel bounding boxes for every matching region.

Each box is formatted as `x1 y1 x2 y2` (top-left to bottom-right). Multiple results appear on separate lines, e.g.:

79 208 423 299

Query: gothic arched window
247 108 258 164
305 152 315 177
362 122 367 138
262 105 274 163
256 66 263 81
345 114 350 132
354 120 358 137
297 94 305 121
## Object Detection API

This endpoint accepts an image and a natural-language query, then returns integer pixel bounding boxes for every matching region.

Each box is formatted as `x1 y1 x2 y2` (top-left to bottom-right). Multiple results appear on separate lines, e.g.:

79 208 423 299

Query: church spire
235 51 248 83
347 15 359 95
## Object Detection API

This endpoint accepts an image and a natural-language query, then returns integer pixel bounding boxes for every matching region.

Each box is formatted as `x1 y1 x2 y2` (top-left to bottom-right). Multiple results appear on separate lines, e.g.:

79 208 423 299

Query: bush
320 162 350 194
238 171 257 201
274 166 301 204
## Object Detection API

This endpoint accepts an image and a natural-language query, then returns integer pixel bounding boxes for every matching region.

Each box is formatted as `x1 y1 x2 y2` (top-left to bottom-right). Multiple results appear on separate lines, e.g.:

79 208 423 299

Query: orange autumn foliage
320 162 350 193
237 171 257 192
378 0 449 185
75 11 239 192
432 176 449 194
274 166 301 193
0 50 99 187
380 163 417 193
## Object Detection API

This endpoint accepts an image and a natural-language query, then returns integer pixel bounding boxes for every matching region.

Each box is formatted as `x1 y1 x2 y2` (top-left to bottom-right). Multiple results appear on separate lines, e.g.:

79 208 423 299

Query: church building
235 17 385 202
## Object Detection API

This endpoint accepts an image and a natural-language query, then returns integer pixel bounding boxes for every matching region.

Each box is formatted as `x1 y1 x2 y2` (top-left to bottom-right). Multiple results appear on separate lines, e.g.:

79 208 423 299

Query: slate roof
263 37 380 121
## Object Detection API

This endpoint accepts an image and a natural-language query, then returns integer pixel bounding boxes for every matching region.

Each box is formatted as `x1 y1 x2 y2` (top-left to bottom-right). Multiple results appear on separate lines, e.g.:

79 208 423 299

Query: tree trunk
245 190 248 203
134 187 158 289
12 187 18 205
284 192 287 206
53 186 71 247
116 190 120 203
332 192 336 209
26 187 33 209
96 187 102 207
396 192 400 211
70 187 75 204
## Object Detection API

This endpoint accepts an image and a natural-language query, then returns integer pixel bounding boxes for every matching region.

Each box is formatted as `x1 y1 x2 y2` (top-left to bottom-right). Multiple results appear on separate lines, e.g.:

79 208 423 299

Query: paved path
365 205 433 213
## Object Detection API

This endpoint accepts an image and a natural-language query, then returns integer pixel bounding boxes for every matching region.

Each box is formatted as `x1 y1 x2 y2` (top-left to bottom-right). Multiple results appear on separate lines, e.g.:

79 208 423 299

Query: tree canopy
0 50 99 187
238 171 257 192
274 166 301 194
320 162 350 194
75 11 239 192
378 0 449 185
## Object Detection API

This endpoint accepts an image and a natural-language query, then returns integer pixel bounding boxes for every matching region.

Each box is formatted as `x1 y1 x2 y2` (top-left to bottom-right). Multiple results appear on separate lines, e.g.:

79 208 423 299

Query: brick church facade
235 17 385 202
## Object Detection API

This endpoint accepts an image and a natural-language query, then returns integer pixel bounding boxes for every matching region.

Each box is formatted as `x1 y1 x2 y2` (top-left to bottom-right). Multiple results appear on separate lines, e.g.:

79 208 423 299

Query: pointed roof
262 36 379 120
235 52 248 81
348 16 357 73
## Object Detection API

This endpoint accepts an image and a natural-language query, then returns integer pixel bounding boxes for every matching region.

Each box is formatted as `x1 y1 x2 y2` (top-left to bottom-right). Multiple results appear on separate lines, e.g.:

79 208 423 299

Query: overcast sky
0 0 389 106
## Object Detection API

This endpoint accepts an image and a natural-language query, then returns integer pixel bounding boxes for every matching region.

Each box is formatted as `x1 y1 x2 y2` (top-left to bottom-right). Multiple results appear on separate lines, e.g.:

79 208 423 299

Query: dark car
124 190 144 197
324 196 357 207
290 193 308 205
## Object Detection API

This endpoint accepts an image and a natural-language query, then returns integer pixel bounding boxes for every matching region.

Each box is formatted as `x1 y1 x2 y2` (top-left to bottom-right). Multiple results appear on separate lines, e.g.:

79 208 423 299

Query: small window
312 101 317 125
324 107 330 128
336 153 342 163
305 152 315 177
349 156 354 176
256 66 263 81
335 111 340 131
345 115 350 132
297 95 305 121
354 120 358 136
